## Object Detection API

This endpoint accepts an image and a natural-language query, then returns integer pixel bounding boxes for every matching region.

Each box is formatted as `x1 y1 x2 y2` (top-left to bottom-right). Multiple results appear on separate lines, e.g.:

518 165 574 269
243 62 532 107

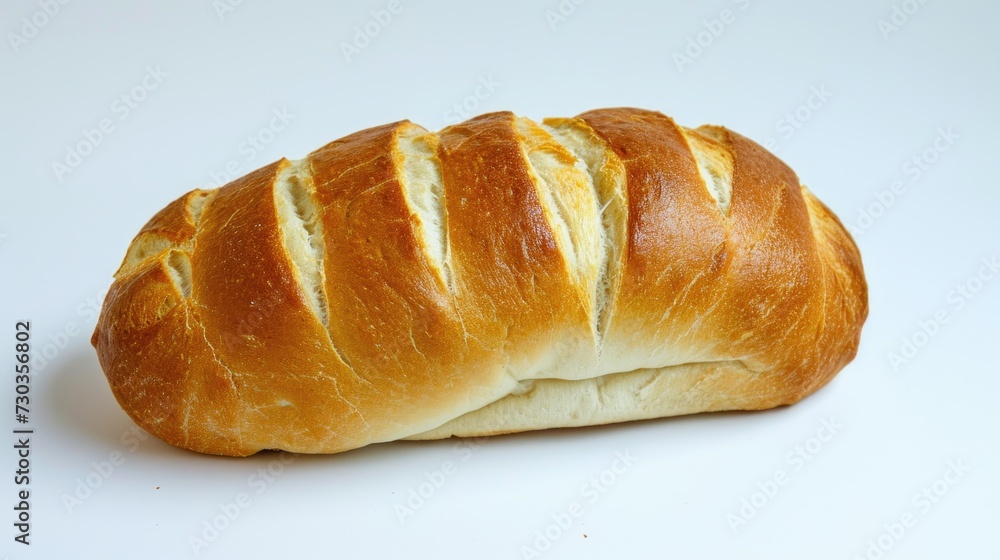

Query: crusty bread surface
91 108 868 456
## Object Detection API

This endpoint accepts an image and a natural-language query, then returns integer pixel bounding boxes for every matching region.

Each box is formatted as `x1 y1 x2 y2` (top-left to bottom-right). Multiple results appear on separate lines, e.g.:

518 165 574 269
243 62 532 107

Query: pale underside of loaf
93 108 867 456
407 360 754 440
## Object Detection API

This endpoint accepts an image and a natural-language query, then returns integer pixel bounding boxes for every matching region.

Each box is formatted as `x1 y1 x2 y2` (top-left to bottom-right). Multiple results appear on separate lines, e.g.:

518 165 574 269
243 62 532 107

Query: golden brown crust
92 107 868 456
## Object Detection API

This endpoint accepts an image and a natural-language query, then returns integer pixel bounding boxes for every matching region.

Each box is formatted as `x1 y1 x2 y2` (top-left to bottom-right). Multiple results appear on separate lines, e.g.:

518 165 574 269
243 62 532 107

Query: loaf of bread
91 108 868 456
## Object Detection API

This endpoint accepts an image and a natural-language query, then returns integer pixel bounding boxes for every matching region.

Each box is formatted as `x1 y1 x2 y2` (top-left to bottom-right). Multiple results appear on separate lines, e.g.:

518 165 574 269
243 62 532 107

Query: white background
2 0 998 558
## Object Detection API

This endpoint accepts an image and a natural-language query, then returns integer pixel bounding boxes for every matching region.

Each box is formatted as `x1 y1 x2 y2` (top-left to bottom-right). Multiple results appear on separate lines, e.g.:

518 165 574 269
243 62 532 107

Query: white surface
2 0 998 558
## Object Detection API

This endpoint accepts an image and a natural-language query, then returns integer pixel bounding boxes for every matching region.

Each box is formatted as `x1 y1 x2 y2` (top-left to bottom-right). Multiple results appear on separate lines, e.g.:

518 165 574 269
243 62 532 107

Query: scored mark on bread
682 126 733 215
274 159 332 329
187 189 218 227
120 234 175 278
540 119 627 350
396 125 454 292
118 190 219 280
516 118 588 276
165 250 193 298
